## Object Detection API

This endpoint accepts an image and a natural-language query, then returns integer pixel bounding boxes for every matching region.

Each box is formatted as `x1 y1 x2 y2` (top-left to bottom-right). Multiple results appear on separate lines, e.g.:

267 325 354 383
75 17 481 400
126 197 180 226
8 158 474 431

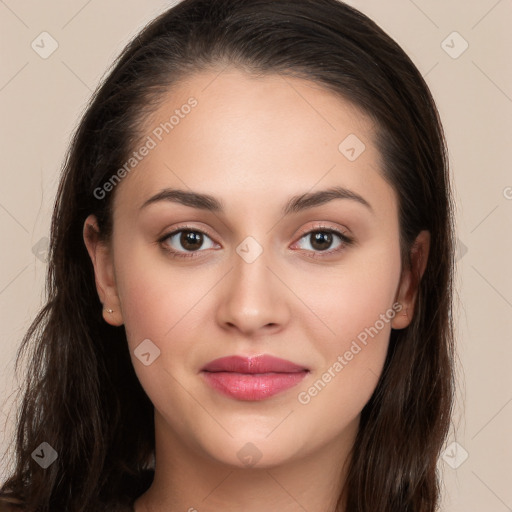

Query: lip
202 354 308 373
201 355 310 401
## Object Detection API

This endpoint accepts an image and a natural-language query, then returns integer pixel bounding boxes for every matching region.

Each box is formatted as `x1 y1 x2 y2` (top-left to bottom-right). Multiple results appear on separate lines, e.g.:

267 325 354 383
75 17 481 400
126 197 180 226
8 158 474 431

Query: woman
0 0 456 510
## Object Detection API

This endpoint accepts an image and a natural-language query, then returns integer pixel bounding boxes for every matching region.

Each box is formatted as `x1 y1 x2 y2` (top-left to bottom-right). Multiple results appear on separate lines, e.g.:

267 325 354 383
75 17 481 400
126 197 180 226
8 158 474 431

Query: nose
216 243 290 337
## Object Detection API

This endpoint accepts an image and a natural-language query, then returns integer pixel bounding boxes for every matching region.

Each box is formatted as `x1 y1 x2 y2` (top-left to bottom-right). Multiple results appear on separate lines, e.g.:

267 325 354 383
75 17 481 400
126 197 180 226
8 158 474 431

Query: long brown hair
0 1 455 510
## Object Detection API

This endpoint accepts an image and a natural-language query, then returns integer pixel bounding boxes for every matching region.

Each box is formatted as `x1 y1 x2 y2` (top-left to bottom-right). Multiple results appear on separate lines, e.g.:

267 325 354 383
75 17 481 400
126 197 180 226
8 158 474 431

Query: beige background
1 1 511 510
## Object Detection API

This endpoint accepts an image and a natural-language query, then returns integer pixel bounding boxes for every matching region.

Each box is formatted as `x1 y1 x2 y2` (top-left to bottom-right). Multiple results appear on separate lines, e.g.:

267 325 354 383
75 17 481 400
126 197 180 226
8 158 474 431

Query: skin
84 68 429 512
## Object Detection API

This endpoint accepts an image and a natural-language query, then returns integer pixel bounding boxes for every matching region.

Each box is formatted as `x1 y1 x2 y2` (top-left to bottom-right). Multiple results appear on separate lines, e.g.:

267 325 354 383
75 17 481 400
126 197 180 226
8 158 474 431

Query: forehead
113 68 395 218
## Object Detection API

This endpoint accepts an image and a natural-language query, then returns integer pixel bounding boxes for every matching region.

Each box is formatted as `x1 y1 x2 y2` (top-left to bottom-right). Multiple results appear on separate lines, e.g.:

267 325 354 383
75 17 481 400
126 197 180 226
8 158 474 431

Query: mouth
200 354 310 401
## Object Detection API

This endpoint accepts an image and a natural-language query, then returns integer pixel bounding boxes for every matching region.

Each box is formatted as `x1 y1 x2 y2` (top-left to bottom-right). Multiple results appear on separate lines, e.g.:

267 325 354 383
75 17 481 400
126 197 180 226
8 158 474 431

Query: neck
134 411 357 512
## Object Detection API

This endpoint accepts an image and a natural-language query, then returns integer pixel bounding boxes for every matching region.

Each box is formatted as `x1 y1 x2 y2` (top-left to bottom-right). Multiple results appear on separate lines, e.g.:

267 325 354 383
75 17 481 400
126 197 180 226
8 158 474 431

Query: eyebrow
140 185 374 216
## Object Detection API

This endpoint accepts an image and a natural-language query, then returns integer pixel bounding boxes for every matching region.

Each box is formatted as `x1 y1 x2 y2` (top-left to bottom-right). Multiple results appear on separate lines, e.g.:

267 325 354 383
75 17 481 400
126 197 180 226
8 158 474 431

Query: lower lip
201 371 309 401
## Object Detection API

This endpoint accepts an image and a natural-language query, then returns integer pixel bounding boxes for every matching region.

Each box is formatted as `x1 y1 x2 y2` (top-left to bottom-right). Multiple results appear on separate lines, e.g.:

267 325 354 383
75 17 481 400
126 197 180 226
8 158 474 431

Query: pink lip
201 355 310 401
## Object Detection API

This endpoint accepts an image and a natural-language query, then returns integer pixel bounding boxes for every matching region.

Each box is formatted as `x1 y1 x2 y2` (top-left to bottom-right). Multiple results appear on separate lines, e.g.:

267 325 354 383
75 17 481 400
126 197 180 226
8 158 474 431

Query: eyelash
157 223 354 260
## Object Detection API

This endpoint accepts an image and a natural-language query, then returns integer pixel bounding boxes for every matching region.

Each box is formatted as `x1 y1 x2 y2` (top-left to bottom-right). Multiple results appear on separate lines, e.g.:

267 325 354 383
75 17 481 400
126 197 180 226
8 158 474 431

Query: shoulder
0 501 135 512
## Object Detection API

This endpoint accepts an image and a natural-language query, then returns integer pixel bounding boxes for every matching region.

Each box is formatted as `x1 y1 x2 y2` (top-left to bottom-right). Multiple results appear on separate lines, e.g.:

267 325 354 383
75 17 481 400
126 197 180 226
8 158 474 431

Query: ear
391 230 430 330
83 214 124 326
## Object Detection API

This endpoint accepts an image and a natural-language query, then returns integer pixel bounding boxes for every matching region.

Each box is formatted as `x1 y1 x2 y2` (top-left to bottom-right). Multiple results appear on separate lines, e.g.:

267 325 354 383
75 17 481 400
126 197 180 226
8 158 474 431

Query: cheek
301 239 402 344
113 246 207 406
292 244 401 417
113 240 206 343
112 241 221 400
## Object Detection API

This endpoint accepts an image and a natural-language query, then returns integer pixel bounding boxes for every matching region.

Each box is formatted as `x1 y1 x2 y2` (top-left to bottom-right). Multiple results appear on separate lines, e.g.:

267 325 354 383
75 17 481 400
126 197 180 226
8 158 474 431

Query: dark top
0 469 154 512
0 499 136 512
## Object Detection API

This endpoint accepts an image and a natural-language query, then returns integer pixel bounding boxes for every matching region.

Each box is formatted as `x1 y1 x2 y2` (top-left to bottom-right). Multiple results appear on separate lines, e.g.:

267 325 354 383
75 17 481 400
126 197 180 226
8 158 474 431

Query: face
84 68 428 469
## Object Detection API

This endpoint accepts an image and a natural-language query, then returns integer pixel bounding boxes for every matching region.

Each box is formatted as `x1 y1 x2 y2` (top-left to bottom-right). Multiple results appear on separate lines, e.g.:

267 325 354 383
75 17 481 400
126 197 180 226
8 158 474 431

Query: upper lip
201 354 309 374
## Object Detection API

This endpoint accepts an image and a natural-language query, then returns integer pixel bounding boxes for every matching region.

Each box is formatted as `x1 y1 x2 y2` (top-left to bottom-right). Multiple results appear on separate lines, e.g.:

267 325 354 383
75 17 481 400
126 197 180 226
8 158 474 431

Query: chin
199 434 304 470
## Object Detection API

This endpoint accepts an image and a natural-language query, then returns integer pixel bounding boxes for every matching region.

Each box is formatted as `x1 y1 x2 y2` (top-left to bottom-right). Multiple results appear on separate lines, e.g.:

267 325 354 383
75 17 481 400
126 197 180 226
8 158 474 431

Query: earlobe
391 230 430 330
83 214 124 326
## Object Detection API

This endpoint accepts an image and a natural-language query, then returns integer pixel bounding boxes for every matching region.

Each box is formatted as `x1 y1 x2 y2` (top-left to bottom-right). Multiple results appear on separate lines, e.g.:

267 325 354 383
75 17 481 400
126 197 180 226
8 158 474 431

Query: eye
158 223 354 260
292 225 354 259
158 226 218 259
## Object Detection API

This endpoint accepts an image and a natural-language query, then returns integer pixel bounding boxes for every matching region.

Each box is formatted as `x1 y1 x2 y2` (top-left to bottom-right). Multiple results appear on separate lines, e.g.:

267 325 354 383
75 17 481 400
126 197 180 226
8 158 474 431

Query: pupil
182 230 202 250
312 232 332 251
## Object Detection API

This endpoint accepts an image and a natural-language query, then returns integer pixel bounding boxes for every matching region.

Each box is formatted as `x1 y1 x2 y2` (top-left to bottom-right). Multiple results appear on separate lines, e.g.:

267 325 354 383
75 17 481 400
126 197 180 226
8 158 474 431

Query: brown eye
292 226 354 259
295 229 344 252
309 231 334 251
159 227 217 258
180 230 204 251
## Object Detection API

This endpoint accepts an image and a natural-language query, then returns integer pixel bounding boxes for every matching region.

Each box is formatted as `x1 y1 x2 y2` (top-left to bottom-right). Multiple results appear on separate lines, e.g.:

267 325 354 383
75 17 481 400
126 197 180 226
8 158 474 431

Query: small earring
104 307 114 314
